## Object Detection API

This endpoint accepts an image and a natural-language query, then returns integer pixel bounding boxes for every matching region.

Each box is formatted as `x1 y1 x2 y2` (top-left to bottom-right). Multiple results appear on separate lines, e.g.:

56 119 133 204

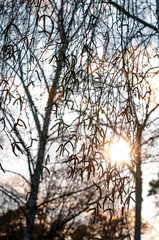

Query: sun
108 138 131 165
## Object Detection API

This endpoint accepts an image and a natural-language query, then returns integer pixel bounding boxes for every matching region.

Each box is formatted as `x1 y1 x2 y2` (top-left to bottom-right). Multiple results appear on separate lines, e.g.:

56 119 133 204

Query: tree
0 202 150 240
0 1 108 239
0 165 97 240
1 1 159 240
107 46 159 240
70 211 133 240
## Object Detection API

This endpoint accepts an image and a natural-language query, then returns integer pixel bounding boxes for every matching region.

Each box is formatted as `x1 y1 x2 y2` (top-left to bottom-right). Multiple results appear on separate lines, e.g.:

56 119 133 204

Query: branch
107 0 157 32
0 186 26 217
18 58 42 136
144 104 159 127
4 169 31 185
2 108 34 176
37 181 98 207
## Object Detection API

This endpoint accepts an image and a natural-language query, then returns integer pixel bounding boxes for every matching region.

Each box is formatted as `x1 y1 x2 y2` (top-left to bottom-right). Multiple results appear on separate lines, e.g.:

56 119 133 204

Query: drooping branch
107 0 157 32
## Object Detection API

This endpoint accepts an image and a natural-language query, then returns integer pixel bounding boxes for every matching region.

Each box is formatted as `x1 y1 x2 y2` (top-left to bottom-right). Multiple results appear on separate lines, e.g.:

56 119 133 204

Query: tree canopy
1 0 159 239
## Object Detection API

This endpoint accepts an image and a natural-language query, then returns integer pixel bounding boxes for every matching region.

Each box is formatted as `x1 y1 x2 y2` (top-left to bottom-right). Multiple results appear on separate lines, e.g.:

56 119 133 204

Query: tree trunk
23 1 68 235
135 141 142 240
23 91 56 240
156 0 159 31
24 51 66 240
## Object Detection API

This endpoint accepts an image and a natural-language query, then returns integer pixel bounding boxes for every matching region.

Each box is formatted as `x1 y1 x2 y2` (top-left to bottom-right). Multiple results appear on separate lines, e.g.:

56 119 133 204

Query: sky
1 1 159 239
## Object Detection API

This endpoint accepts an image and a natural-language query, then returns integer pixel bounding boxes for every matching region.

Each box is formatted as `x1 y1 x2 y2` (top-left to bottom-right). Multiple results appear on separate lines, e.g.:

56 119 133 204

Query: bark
23 88 58 240
24 50 67 240
156 0 159 31
135 140 142 240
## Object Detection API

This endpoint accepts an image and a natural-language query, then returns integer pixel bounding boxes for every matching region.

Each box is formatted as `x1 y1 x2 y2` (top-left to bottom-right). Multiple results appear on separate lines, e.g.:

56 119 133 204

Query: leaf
0 118 5 130
35 70 41 82
45 154 50 165
18 118 27 128
11 142 23 156
39 14 54 41
13 97 23 111
122 206 124 216
50 121 60 131
26 192 31 202
42 165 50 176
0 163 5 173
103 208 115 222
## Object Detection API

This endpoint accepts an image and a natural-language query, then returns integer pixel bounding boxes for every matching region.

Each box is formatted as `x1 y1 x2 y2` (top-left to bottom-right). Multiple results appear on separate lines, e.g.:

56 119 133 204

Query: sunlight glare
109 139 130 165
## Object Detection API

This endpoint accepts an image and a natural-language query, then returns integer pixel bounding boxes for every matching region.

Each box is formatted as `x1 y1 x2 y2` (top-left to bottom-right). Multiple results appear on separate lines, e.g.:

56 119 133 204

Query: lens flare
109 139 130 164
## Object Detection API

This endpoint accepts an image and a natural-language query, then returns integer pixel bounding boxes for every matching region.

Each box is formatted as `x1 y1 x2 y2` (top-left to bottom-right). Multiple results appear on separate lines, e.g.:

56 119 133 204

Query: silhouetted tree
1 1 159 240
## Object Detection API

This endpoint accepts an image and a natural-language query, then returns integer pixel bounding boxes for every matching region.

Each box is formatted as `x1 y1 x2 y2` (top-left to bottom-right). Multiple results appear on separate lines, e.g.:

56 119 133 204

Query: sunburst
108 138 131 165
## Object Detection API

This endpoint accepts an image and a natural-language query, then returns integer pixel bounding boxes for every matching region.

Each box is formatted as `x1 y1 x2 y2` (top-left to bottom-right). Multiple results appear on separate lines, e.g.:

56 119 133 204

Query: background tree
0 165 97 240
